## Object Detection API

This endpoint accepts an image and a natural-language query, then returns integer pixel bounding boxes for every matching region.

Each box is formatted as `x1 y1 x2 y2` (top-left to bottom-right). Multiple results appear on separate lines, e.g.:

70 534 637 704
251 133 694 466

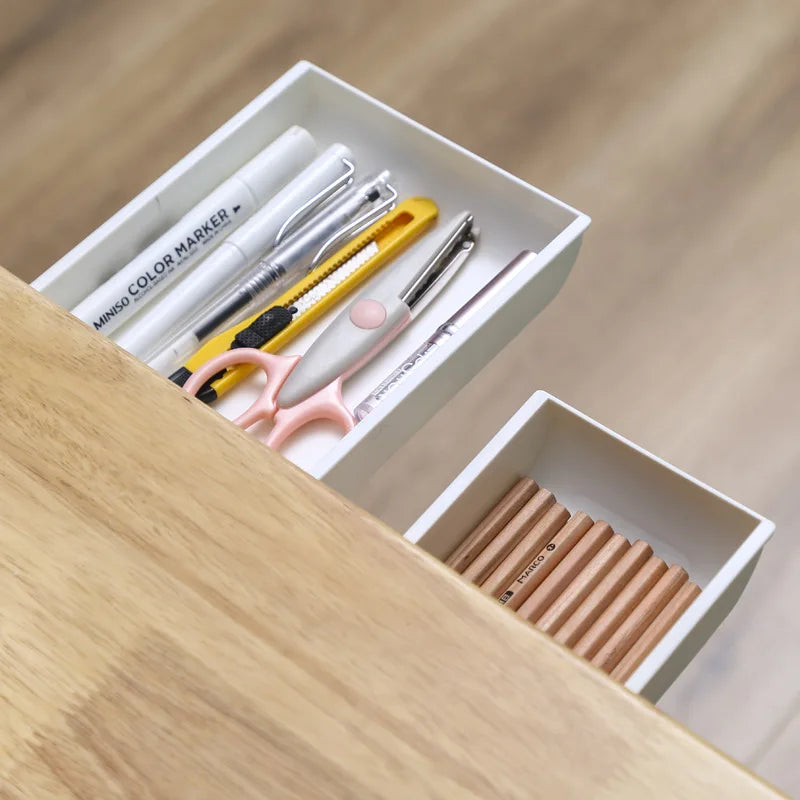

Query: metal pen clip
308 179 398 270
273 158 356 246
399 212 478 317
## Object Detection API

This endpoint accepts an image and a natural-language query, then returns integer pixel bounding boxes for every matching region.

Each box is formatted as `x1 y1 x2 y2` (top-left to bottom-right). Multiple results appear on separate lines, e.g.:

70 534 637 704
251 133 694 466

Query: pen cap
236 126 317 204
233 143 354 262
308 169 392 216
269 169 396 273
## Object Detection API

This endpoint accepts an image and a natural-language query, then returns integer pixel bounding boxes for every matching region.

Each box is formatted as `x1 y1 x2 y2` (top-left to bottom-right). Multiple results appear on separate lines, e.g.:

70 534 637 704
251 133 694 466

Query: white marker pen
115 144 354 359
71 125 316 336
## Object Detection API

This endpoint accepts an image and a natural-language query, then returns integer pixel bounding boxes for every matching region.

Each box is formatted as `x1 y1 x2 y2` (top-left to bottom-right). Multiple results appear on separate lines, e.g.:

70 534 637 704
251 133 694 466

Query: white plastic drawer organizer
406 393 774 701
34 61 588 486
33 62 772 697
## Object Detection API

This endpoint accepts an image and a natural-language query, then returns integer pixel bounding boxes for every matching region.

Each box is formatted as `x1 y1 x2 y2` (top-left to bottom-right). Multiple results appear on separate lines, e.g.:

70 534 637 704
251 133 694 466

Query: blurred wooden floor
1 0 799 794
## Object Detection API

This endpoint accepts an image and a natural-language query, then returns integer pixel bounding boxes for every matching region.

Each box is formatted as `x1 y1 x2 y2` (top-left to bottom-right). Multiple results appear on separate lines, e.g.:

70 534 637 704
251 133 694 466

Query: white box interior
405 391 774 700
33 62 589 484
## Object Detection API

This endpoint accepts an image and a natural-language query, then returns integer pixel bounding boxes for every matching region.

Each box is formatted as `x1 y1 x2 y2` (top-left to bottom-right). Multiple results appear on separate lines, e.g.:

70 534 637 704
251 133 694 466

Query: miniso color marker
71 126 316 335
114 144 353 360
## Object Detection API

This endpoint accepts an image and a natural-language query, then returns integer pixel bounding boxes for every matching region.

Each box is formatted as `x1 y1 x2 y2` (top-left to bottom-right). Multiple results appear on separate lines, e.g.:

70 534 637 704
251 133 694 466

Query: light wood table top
3 0 799 792
0 269 781 797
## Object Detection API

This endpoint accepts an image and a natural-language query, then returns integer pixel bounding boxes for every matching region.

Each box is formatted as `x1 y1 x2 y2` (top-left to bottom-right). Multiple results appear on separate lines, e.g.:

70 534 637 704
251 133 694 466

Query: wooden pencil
445 477 538 573
536 533 630 635
480 504 575 598
516 522 616 621
553 539 653 648
460 488 555 585
572 556 667 660
592 564 688 673
610 581 701 682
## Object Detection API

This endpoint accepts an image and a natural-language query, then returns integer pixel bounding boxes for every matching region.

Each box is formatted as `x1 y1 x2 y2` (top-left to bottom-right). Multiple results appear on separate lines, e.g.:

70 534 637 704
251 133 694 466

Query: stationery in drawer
405 392 774 702
30 61 590 496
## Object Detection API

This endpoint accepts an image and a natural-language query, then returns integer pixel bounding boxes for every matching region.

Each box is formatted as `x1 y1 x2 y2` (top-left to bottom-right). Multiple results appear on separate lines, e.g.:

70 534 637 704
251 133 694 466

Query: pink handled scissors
183 213 477 450
182 347 358 449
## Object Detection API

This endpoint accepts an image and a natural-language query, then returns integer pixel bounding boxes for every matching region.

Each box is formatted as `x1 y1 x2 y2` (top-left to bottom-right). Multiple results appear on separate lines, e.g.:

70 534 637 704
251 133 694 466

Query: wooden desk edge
0 268 783 799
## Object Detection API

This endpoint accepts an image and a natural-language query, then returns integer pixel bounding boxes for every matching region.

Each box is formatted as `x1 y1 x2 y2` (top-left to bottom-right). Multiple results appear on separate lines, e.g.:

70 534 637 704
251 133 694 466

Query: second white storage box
405 391 774 701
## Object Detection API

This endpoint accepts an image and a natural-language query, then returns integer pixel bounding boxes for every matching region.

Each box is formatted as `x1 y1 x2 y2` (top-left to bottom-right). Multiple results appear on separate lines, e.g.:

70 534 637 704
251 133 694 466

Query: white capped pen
114 144 354 359
353 249 536 420
71 126 316 336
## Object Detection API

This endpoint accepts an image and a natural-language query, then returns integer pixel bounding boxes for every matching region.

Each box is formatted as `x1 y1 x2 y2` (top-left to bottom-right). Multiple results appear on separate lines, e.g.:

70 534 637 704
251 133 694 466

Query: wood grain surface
1 0 799 794
0 269 782 798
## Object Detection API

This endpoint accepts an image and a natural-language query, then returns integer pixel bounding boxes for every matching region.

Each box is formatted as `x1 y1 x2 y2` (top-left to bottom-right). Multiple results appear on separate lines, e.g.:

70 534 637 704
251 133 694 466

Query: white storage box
405 391 775 701
32 61 590 492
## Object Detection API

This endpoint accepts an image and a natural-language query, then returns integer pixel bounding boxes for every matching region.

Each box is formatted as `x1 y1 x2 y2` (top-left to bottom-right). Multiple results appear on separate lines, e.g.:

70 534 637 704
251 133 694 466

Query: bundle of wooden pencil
445 477 701 682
